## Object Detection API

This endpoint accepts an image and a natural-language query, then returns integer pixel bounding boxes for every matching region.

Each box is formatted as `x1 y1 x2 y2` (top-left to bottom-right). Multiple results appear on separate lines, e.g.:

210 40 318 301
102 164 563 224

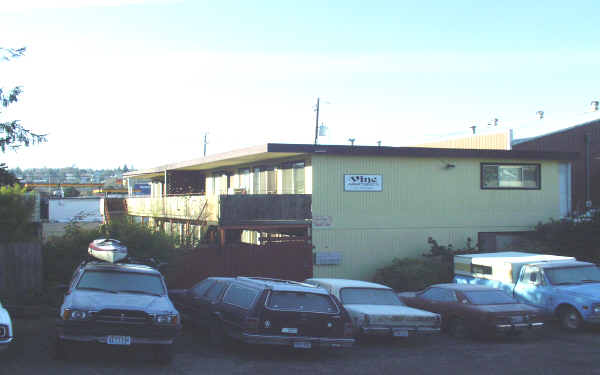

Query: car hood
473 304 540 314
68 290 176 313
555 283 600 300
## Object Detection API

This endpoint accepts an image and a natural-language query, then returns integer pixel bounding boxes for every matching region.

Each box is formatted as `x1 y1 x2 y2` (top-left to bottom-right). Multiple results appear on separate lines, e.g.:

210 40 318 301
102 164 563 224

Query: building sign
315 251 342 265
313 215 333 227
344 174 383 192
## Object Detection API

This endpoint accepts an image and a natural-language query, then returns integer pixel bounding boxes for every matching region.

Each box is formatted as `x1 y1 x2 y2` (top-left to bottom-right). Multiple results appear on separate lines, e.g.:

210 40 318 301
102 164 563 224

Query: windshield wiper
78 287 117 293
117 289 162 297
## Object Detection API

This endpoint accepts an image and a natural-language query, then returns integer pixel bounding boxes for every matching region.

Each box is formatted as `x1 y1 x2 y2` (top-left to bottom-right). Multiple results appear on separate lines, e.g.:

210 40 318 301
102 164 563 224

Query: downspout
585 133 591 208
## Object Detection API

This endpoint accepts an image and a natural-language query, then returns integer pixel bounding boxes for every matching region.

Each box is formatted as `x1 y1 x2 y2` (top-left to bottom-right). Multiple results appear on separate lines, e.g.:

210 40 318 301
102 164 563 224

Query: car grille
93 309 151 325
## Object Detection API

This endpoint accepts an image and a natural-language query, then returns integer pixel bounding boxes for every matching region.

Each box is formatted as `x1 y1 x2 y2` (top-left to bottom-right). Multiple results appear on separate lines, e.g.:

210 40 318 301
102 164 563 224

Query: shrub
43 219 177 285
0 184 37 242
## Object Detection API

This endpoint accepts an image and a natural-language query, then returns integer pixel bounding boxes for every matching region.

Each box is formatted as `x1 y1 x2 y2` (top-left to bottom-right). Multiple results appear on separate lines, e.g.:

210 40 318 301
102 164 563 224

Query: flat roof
124 143 578 179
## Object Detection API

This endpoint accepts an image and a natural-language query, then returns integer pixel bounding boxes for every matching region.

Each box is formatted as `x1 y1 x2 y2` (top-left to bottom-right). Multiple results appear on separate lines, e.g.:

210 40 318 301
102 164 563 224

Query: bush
374 237 479 291
373 257 452 292
0 184 37 242
43 219 177 285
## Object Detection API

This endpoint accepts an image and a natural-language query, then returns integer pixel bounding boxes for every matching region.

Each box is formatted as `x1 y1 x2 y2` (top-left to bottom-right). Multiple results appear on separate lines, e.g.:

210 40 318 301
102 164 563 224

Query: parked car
0 299 13 352
304 278 441 338
454 251 600 330
54 259 181 363
169 276 355 349
398 283 545 338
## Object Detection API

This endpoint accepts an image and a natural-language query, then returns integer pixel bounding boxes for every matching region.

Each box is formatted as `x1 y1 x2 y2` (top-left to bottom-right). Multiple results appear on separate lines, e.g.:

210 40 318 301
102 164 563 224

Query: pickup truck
453 251 600 330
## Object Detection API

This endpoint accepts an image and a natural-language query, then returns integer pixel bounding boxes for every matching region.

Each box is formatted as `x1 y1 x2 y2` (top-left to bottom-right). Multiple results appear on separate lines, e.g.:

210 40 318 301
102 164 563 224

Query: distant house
124 143 575 280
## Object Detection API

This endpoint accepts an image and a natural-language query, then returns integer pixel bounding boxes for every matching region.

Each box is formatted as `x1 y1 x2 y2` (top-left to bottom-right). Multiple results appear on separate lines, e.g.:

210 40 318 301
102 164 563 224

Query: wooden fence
0 242 43 296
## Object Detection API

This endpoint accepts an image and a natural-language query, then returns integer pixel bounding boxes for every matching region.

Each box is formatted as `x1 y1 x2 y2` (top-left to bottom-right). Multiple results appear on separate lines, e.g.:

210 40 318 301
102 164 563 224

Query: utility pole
314 98 320 145
203 133 208 156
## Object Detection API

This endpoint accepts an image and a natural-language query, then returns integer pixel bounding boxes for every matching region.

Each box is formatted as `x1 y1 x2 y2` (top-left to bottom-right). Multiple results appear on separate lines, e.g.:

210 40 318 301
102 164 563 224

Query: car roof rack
236 276 315 288
80 254 166 270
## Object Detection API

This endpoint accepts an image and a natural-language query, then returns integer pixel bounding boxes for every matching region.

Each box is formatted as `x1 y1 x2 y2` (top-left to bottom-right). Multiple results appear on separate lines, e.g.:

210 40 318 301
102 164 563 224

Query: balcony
126 195 219 223
219 194 312 226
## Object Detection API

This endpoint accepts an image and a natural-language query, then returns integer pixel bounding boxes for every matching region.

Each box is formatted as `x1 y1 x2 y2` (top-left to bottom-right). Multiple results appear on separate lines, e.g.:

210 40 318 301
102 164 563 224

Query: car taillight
343 322 354 338
243 317 260 333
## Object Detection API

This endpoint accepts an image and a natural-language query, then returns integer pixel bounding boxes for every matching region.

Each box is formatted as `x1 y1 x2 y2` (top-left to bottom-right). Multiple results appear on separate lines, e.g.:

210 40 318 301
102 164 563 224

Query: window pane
253 168 261 194
482 165 498 188
522 166 539 188
77 271 165 295
498 166 523 187
267 291 337 313
192 279 215 297
281 165 293 194
293 162 305 194
204 282 227 301
223 284 259 309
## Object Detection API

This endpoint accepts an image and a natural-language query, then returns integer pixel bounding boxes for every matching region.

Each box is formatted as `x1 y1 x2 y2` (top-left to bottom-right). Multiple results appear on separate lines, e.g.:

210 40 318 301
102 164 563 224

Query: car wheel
51 337 67 361
559 306 583 331
153 344 175 364
209 320 228 348
448 317 468 339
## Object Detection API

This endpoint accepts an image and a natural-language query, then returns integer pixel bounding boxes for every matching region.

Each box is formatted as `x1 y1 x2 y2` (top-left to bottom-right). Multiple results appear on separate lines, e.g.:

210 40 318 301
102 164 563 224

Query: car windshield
340 288 404 306
77 270 165 296
545 266 600 285
463 290 516 305
266 291 338 313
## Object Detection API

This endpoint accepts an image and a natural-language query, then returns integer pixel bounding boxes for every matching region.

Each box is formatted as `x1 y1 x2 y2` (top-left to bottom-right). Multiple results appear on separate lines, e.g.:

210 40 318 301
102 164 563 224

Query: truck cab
453 252 600 330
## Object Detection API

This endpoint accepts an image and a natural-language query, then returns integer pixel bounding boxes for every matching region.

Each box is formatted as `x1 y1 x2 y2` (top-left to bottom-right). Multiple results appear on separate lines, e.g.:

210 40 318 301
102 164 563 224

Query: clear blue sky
1 0 599 169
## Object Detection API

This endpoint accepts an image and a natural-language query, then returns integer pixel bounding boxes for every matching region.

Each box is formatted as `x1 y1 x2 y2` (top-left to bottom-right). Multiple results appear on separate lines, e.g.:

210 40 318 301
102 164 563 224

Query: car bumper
495 322 544 332
583 313 600 324
361 325 441 336
0 337 13 351
56 319 180 345
239 333 354 348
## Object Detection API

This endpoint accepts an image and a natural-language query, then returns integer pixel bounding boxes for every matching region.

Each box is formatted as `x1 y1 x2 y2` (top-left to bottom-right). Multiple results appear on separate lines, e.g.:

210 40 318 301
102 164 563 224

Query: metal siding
311 154 561 280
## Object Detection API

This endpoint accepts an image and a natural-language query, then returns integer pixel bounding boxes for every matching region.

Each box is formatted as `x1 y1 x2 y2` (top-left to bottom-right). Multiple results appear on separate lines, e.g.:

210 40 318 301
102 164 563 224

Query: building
124 143 575 280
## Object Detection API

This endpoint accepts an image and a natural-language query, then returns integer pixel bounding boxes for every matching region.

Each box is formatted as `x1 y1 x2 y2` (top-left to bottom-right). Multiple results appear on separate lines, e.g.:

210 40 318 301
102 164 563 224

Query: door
513 266 549 311
559 163 572 217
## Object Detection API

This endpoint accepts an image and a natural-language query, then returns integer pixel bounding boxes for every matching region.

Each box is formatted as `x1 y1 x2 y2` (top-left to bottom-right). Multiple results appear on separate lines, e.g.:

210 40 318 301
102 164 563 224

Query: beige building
124 143 575 281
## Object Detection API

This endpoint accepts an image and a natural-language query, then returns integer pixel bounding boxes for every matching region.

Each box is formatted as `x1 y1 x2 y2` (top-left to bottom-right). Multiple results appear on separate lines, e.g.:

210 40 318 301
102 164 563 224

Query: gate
166 243 313 288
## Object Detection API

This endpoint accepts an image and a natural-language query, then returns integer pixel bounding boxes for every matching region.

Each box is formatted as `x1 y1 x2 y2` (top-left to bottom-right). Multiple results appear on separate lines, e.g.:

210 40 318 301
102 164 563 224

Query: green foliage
374 237 480 291
43 219 177 285
62 186 80 197
0 184 36 242
0 162 18 186
529 213 600 263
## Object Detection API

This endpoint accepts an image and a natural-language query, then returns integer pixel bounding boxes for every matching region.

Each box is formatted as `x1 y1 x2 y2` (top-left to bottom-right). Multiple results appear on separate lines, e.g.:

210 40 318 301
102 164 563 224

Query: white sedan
0 299 13 351
304 278 441 337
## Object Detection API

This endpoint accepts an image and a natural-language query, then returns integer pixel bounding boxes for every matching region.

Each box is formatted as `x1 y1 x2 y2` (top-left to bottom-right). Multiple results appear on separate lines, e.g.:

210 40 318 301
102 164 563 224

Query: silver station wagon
304 278 441 338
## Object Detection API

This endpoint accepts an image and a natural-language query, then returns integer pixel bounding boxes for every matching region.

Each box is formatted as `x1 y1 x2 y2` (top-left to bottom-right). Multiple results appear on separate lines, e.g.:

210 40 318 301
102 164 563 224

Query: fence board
0 242 43 296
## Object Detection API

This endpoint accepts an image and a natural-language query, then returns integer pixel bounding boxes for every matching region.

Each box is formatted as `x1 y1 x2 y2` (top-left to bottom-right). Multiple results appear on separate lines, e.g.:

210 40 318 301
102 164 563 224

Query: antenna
314 98 320 145
348 138 355 146
203 133 208 156
469 125 477 134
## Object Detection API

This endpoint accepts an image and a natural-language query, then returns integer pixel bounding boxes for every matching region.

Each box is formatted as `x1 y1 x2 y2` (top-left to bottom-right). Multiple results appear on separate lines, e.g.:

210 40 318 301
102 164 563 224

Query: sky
1 0 599 169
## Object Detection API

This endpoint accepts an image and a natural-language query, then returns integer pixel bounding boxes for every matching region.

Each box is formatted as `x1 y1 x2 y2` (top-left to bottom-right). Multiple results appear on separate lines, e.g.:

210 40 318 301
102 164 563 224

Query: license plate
393 329 409 337
282 328 298 334
107 335 132 345
511 316 524 323
293 341 311 349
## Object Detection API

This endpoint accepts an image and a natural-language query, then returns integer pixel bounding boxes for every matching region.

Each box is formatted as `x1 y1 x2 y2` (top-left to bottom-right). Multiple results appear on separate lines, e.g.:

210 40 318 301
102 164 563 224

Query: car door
187 279 217 324
513 266 547 309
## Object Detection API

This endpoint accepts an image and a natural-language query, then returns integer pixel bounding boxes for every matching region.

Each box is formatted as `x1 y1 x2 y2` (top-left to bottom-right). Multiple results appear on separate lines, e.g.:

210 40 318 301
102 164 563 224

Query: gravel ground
4 317 600 375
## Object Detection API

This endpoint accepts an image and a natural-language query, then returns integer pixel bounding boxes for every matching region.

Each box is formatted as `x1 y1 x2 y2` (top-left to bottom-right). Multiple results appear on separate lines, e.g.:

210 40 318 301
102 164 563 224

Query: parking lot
3 317 600 375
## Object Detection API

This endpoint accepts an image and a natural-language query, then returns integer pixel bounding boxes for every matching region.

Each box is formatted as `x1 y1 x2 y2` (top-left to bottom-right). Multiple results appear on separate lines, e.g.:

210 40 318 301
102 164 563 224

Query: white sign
313 215 333 227
315 251 342 265
344 174 382 192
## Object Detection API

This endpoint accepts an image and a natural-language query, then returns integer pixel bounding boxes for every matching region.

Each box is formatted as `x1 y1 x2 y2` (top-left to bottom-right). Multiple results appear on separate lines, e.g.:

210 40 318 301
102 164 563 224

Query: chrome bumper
57 333 175 345
361 326 441 336
240 333 354 348
495 322 544 332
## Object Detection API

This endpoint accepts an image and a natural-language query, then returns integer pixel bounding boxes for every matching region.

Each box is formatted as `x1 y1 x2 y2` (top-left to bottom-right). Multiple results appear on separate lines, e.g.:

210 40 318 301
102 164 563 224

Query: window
471 264 492 275
463 290 516 305
239 168 251 192
77 271 165 296
266 291 338 313
340 288 404 306
204 281 228 302
222 284 259 309
420 288 457 302
481 163 540 189
191 279 216 298
281 161 305 194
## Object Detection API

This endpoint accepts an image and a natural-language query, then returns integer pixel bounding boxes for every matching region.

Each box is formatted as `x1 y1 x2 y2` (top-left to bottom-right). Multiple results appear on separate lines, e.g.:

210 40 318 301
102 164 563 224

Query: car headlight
62 309 89 320
593 304 600 313
154 314 178 325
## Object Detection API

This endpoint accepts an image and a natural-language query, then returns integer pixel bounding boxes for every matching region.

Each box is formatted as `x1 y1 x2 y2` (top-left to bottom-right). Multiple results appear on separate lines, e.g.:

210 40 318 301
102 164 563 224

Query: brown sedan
398 284 544 338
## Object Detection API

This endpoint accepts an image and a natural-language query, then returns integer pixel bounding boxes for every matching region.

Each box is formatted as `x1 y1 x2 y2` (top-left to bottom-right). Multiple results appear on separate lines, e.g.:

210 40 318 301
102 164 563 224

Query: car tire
448 317 468 339
209 319 228 348
559 306 583 331
153 344 175 364
51 337 67 361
